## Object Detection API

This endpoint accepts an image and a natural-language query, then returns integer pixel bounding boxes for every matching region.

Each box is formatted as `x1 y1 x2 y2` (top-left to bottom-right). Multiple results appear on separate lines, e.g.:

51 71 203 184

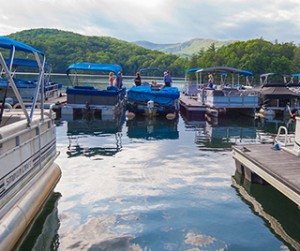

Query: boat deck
232 143 300 206
179 93 206 113
44 93 67 108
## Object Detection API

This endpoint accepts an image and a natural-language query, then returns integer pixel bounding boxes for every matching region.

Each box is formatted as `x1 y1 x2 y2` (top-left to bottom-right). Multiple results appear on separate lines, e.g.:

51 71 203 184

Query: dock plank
232 144 300 205
179 93 206 113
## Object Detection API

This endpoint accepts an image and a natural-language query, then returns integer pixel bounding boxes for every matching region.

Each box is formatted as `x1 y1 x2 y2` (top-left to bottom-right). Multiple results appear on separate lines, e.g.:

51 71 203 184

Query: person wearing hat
163 70 172 87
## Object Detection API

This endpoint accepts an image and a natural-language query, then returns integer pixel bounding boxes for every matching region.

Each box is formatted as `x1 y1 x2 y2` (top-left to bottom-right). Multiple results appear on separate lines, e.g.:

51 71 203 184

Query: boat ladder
274 126 294 147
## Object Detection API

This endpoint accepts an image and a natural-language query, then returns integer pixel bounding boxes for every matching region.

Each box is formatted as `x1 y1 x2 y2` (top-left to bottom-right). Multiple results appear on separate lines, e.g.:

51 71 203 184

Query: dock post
243 165 267 185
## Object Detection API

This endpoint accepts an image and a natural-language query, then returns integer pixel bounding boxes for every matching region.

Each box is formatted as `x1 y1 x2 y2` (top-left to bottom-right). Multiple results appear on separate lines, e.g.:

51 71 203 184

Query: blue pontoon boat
0 58 62 106
126 68 180 119
62 62 126 120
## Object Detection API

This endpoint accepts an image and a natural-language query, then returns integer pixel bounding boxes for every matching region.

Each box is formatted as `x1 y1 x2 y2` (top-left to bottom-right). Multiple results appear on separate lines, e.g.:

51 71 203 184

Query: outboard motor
147 100 155 115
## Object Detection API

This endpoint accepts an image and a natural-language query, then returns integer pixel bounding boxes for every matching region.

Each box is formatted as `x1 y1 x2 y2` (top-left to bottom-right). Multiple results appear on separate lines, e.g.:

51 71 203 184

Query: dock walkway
44 93 67 108
179 93 206 113
232 144 300 206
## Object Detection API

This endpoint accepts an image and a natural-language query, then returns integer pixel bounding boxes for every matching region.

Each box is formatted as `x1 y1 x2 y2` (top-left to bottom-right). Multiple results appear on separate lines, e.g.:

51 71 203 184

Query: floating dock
179 93 206 117
44 93 67 108
232 143 300 206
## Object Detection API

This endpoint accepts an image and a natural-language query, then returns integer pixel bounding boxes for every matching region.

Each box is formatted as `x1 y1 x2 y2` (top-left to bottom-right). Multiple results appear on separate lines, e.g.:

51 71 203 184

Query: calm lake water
13 76 300 251
16 112 300 251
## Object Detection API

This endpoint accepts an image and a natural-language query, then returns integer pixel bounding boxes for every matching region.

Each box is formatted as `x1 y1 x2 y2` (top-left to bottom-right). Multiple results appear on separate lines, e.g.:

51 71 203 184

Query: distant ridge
132 38 238 57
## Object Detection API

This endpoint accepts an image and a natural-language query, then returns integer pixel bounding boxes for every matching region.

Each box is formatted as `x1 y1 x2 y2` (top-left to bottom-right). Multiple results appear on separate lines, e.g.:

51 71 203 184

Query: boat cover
259 86 300 99
66 63 122 76
127 86 180 106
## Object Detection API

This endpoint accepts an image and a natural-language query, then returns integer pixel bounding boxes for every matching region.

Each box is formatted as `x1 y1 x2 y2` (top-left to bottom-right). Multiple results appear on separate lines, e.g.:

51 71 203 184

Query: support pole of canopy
30 52 46 121
0 52 30 125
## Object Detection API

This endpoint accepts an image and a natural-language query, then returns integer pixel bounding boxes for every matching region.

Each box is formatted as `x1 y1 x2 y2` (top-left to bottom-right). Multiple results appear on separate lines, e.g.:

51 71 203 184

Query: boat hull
63 86 126 120
0 162 61 251
0 110 61 250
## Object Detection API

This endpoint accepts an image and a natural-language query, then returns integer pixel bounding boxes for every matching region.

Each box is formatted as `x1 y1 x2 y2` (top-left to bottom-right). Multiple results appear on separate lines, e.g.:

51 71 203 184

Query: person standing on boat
116 71 123 89
164 71 172 87
108 72 115 86
208 73 214 88
288 107 298 120
134 72 142 86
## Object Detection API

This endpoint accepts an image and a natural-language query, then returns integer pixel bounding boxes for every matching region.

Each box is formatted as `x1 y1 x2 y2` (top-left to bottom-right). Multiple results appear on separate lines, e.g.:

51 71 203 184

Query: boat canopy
66 63 122 76
196 66 253 76
185 68 203 75
0 36 46 126
3 58 50 72
260 73 292 87
0 36 44 55
5 58 39 68
292 73 300 77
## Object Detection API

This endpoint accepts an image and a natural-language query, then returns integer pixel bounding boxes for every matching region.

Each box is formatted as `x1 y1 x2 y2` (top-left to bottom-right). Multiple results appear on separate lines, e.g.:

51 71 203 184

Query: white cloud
1 0 300 44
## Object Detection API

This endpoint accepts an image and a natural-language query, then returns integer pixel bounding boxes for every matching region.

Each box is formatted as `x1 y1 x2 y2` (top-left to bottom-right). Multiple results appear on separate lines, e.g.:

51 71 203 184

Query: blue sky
1 0 299 44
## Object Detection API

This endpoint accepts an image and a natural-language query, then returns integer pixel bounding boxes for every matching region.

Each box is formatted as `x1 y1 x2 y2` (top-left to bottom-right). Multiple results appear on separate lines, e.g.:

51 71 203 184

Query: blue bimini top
66 62 122 76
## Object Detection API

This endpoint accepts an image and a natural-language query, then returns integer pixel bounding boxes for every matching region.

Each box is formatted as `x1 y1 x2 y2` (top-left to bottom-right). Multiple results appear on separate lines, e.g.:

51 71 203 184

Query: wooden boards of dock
232 143 300 207
44 93 67 118
179 93 207 116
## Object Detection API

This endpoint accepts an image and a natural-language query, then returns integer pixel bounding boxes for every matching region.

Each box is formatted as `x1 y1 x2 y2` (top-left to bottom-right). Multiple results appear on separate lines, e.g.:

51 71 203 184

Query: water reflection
66 117 125 157
192 117 258 151
19 111 300 250
232 172 300 251
255 116 296 134
126 117 179 140
15 192 61 251
181 112 295 151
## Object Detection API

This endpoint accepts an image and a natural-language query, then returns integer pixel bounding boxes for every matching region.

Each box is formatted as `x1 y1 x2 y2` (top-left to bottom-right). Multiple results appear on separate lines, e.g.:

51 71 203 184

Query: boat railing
0 103 12 111
274 126 295 147
0 113 53 153
44 82 61 99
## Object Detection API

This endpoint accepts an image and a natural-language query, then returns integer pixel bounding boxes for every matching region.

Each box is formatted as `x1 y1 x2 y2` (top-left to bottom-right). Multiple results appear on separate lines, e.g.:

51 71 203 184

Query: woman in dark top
134 72 141 86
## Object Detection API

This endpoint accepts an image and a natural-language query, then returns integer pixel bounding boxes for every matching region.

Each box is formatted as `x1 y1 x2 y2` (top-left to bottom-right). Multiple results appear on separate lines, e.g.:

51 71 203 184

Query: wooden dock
179 93 206 114
232 143 300 206
44 94 67 119
44 93 67 108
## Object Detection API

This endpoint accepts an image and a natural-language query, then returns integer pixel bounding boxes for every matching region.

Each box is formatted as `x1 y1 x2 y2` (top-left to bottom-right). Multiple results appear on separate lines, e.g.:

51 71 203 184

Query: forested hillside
8 29 189 76
6 28 300 79
188 40 300 76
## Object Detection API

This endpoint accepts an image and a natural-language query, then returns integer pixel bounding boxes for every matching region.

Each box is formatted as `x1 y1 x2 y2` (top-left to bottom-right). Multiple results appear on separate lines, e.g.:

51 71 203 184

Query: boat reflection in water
15 192 61 251
232 172 300 251
126 116 179 140
67 116 125 158
255 115 296 134
193 117 258 151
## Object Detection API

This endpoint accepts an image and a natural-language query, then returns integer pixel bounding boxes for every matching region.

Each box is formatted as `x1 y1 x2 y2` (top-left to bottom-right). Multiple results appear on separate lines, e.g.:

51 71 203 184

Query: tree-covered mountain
5 28 300 79
187 39 300 77
133 39 237 58
7 28 189 77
